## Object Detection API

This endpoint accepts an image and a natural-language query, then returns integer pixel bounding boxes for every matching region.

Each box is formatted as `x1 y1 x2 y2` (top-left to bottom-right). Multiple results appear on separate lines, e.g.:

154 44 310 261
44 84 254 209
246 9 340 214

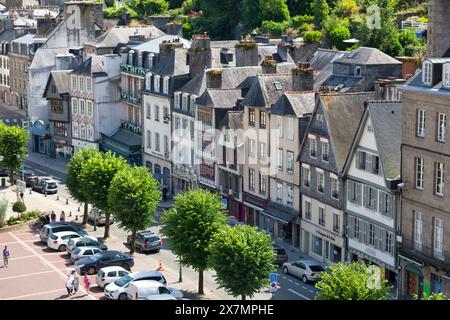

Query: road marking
302 286 308 290
288 288 311 300
36 169 48 175
287 279 294 283
0 270 55 281
8 232 96 300
281 275 287 280
4 288 67 300
309 289 315 293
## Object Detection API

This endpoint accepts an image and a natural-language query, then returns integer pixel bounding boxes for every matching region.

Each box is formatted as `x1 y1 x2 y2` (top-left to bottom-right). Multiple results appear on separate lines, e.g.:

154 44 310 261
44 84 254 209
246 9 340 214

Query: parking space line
302 286 308 290
4 288 67 300
287 279 294 283
8 232 96 300
0 270 55 281
288 288 311 300
309 289 314 293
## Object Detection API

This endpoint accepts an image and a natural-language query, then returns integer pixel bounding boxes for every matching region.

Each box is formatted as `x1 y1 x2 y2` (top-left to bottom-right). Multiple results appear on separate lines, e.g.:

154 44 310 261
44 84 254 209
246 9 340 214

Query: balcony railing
399 238 450 273
121 120 142 135
121 91 141 105
120 64 149 77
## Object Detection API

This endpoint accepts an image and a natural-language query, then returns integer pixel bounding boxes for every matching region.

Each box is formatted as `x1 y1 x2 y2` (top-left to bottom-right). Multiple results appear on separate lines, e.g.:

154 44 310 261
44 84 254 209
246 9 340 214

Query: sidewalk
26 152 69 176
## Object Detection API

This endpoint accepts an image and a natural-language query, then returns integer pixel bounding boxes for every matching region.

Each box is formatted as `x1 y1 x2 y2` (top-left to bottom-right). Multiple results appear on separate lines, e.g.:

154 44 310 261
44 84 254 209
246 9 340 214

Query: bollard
66 199 69 205
69 211 72 217
78 207 80 212
44 192 47 197
75 214 78 221
56 195 59 201
29 188 32 195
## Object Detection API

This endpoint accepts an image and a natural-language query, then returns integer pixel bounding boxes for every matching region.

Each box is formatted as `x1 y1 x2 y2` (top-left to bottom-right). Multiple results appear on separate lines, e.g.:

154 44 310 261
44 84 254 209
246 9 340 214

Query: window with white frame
309 136 317 158
414 211 423 251
79 99 85 115
146 103 151 118
259 142 266 160
79 76 85 91
182 94 188 111
333 213 339 233
259 110 266 128
363 185 377 210
86 77 92 92
331 177 339 199
174 93 180 109
146 130 151 149
276 182 283 202
163 77 169 94
319 207 325 226
249 169 255 190
356 150 380 175
249 108 255 126
259 172 266 194
175 117 180 130
347 180 361 204
276 116 283 137
87 100 93 117
422 61 432 85
317 171 324 193
80 124 86 140
164 107 169 123
434 218 443 259
302 166 310 187
145 73 152 90
248 139 256 158
71 98 78 114
379 191 392 217
444 63 450 87
73 122 79 137
384 231 393 254
87 125 94 141
435 162 444 196
437 113 446 142
417 109 425 137
155 132 160 152
286 151 294 173
416 157 424 189
277 148 283 170
353 217 360 239
368 223 375 246
154 75 160 92
304 200 311 219
155 105 160 121
322 140 329 162
190 96 196 112
286 185 294 207
287 117 294 139
71 75 77 91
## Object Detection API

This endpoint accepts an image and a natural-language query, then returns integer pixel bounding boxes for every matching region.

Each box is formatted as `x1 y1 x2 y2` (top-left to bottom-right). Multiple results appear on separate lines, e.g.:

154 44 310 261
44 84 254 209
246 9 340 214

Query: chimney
292 62 314 91
277 41 289 63
206 69 223 89
37 17 57 37
166 21 183 37
188 34 212 78
235 38 258 67
159 38 184 62
261 56 277 74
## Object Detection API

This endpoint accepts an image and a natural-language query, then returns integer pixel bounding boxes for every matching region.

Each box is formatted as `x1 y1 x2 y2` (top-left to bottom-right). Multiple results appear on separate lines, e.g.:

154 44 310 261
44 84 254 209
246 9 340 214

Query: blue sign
270 273 277 282
221 197 228 208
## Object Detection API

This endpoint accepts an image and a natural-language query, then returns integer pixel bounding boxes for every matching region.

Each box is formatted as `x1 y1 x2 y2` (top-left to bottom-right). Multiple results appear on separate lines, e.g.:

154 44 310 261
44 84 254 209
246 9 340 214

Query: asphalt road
272 268 318 300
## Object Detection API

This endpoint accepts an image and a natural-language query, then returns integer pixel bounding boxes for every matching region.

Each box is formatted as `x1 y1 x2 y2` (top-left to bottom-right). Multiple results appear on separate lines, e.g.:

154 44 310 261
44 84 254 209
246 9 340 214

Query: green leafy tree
65 148 99 225
287 0 314 15
0 198 8 226
261 20 291 38
137 0 170 16
104 6 139 19
12 201 26 214
208 225 276 300
303 30 323 43
422 292 449 300
160 189 227 295
242 0 290 30
328 24 351 49
335 0 359 17
315 262 391 300
310 0 330 27
79 151 128 239
0 122 28 184
108 166 160 255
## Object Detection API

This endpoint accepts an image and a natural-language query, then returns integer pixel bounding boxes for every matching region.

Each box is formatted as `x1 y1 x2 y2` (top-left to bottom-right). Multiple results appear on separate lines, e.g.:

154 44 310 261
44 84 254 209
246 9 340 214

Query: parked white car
127 280 183 300
104 270 167 300
96 266 130 289
282 259 326 283
47 231 83 252
70 246 103 262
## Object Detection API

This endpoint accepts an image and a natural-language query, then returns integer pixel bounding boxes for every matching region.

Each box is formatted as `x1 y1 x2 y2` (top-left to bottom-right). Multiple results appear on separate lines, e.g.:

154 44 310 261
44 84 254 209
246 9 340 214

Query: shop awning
261 204 298 224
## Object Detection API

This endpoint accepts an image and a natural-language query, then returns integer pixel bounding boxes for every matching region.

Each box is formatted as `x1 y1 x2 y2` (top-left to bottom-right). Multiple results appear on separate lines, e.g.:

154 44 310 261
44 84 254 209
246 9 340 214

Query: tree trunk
104 211 111 239
9 169 13 185
241 295 246 300
198 269 204 295
82 203 88 225
130 229 137 255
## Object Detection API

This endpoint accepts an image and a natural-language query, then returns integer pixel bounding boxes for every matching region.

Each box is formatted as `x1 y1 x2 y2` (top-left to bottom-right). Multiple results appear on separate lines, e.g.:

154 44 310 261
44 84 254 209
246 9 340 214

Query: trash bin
1 178 5 187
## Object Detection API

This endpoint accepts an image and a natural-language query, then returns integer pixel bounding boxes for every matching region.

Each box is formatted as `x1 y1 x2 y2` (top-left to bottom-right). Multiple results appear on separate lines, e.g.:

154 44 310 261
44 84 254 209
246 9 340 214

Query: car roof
53 231 81 237
295 259 323 266
74 236 97 241
79 246 102 251
102 250 126 255
99 266 128 273
146 294 176 300
44 179 57 183
129 280 162 288
129 270 163 278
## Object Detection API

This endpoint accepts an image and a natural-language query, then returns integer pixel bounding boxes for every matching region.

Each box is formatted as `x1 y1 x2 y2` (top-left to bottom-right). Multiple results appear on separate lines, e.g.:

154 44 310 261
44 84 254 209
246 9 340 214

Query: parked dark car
32 178 58 194
0 167 9 177
75 251 134 275
13 170 38 187
273 245 289 266
126 231 163 252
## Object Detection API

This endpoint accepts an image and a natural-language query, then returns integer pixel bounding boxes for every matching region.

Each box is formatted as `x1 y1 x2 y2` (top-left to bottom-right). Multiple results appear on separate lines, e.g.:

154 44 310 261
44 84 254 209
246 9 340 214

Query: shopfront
243 193 267 228
52 139 72 159
301 219 345 264
261 203 296 243
31 120 50 155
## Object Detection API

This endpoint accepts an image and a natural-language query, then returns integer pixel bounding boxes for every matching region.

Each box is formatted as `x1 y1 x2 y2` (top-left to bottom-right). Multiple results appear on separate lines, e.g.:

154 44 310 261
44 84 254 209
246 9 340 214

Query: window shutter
378 191 383 214
388 195 393 217
355 151 360 169
347 180 352 201
360 220 366 243
356 183 361 205
348 216 354 238
363 185 368 207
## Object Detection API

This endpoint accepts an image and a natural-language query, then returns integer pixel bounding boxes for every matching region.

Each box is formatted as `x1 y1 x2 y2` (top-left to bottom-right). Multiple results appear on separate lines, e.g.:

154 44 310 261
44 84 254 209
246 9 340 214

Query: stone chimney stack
235 38 258 67
188 34 212 78
159 38 184 62
206 70 223 89
166 21 183 37
292 62 314 91
261 56 277 74
427 0 450 57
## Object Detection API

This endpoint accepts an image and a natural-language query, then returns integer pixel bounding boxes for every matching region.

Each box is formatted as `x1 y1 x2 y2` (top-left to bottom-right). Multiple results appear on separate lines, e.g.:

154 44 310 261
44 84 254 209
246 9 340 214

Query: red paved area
0 226 97 300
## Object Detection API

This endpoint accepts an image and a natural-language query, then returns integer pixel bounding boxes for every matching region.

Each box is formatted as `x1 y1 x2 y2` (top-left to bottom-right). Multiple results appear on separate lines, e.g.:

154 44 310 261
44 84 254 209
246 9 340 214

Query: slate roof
196 89 241 109
402 69 450 95
309 49 346 88
108 128 141 146
367 101 402 180
50 70 70 94
84 26 164 48
321 74 364 92
131 35 191 53
270 92 315 117
319 92 374 172
242 74 292 108
151 48 189 76
71 55 119 77
334 47 401 65
11 33 35 45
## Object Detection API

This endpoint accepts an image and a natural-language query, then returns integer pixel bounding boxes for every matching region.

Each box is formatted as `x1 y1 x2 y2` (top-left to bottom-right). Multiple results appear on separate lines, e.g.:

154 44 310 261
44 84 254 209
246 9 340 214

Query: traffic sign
269 273 278 292
270 273 277 282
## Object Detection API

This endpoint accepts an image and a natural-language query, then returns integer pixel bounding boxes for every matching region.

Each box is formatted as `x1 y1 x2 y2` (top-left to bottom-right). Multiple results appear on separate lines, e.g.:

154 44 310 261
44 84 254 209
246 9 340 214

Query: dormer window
422 61 432 85
443 63 450 88
163 77 169 94
154 75 160 93
355 66 361 76
145 73 152 90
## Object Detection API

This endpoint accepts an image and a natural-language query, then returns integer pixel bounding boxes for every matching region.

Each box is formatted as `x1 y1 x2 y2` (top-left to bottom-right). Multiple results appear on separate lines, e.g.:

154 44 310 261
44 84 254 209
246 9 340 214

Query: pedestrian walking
60 211 65 223
162 184 168 201
73 271 80 295
83 274 91 295
3 246 10 268
50 211 56 224
19 191 24 202
65 273 74 296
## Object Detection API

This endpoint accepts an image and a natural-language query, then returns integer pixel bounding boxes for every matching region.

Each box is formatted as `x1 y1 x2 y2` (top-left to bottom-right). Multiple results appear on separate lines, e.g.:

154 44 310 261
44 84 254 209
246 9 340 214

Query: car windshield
146 236 160 243
114 274 134 287
47 182 57 188
309 265 324 272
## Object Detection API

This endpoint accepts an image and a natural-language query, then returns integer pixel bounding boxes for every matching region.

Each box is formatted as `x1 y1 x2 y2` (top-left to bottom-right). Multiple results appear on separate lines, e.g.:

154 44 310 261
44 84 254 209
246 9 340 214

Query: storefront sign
316 229 336 242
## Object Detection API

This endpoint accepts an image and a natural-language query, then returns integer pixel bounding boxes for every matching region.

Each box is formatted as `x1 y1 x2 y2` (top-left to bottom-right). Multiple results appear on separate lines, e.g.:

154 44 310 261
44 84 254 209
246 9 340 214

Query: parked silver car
282 260 326 283
70 246 103 262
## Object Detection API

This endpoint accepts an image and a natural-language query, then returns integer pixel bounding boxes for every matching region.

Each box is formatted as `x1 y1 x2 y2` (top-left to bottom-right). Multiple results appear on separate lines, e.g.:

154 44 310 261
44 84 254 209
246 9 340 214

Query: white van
127 280 183 300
